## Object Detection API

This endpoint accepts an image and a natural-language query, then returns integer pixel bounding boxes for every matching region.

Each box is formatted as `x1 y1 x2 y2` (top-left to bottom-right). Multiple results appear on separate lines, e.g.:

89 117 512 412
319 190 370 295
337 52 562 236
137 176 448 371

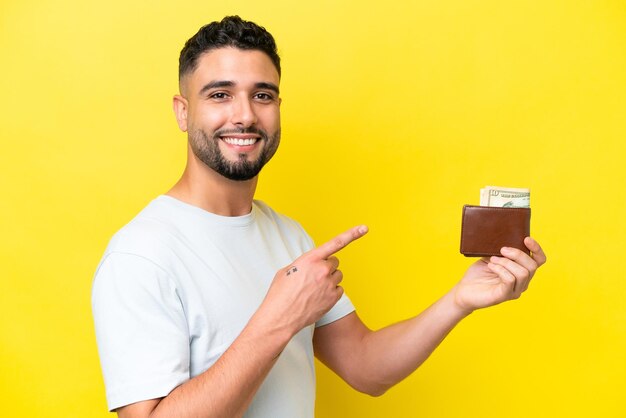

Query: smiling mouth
221 137 259 146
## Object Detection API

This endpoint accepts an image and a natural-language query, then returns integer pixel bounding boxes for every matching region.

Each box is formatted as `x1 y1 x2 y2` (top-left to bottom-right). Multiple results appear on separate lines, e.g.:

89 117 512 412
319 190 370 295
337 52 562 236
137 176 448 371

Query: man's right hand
256 225 369 334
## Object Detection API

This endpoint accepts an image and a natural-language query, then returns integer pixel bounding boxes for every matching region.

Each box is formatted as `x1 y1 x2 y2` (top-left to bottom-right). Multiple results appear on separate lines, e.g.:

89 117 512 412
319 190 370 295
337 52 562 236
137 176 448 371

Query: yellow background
1 0 625 417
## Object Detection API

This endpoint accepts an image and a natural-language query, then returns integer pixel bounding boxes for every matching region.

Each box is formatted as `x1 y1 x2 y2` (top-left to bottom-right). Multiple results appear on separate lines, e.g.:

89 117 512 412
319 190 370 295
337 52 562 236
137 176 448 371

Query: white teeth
223 137 258 146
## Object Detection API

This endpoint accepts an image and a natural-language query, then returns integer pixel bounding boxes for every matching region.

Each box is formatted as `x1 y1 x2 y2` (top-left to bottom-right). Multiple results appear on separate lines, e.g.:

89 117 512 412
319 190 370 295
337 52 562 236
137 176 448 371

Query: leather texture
460 205 531 257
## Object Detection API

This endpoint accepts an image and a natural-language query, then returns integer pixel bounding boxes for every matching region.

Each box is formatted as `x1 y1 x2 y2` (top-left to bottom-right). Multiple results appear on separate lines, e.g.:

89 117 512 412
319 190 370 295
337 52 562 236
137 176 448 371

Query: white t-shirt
92 195 355 416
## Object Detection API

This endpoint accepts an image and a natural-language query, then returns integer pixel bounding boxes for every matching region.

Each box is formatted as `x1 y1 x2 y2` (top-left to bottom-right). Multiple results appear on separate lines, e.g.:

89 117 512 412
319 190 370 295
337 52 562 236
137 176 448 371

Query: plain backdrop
1 1 625 417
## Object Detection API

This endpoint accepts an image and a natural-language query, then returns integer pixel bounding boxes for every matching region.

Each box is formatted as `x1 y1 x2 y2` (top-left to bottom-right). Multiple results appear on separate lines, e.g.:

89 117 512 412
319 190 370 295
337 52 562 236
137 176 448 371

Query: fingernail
358 225 368 234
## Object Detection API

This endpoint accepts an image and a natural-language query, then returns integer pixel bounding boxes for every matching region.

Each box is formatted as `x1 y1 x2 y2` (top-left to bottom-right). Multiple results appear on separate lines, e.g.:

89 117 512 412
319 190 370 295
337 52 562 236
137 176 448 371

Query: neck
166 145 258 217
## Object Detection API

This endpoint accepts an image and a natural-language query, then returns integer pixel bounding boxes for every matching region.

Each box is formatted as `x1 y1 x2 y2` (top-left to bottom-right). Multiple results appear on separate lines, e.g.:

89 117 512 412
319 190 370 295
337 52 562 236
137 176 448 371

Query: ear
173 95 189 132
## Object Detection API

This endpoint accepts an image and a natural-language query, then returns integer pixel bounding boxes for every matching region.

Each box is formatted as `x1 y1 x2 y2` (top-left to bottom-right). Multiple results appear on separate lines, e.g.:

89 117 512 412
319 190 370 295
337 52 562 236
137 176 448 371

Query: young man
92 16 546 418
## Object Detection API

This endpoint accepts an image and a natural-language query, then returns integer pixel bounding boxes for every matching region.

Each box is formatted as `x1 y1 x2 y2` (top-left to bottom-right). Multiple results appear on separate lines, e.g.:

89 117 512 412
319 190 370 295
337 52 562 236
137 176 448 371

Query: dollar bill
480 186 530 207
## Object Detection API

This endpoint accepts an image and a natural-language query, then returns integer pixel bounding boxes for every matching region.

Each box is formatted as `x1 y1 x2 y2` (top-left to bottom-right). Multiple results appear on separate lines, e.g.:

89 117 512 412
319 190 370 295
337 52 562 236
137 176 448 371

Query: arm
114 226 369 418
117 311 291 418
314 237 547 396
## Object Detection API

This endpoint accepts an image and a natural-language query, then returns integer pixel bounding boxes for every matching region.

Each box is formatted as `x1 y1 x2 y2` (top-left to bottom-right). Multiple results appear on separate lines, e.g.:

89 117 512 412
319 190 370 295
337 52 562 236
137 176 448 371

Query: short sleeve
91 252 190 411
315 293 355 327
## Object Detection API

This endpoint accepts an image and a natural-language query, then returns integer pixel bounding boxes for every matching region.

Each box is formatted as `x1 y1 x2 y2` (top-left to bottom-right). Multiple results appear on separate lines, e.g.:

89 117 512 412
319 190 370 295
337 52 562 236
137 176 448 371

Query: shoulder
97 197 185 274
92 199 184 314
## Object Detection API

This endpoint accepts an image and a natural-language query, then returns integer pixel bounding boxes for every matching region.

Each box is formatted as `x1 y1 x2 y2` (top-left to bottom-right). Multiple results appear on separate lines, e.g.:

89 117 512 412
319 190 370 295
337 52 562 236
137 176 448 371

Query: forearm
124 315 293 418
356 289 471 393
159 331 286 417
362 238 547 390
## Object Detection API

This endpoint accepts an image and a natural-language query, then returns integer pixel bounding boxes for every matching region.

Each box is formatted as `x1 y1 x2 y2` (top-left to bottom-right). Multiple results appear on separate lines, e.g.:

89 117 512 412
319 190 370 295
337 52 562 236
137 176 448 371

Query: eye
254 92 275 102
209 92 230 100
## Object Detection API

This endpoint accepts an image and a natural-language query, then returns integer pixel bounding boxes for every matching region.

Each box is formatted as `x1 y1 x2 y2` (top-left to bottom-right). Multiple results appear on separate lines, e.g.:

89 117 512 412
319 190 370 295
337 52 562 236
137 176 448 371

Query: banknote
480 186 530 208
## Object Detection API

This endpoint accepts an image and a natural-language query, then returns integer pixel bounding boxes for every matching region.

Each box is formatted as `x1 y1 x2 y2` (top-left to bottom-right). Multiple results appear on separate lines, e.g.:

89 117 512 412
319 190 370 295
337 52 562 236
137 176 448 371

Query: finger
311 225 368 260
326 256 340 272
487 261 517 293
490 256 531 293
500 246 538 273
490 256 529 282
524 237 547 266
330 269 343 286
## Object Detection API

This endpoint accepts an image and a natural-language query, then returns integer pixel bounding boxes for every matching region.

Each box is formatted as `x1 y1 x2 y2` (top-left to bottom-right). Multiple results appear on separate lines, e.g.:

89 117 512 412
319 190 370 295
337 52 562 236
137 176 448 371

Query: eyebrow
255 82 280 95
198 80 280 96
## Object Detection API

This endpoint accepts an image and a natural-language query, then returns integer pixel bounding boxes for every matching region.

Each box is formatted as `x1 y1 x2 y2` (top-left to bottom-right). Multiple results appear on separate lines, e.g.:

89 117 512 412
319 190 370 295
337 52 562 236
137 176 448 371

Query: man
92 16 546 418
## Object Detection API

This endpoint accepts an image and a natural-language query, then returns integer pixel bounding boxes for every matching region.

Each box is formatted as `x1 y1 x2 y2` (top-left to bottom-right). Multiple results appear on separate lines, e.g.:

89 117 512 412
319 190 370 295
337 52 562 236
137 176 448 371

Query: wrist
445 286 475 320
245 308 297 352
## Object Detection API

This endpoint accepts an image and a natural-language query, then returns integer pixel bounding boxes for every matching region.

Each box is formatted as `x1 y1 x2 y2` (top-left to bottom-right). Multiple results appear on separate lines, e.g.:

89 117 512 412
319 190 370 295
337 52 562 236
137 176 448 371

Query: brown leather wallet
460 205 531 257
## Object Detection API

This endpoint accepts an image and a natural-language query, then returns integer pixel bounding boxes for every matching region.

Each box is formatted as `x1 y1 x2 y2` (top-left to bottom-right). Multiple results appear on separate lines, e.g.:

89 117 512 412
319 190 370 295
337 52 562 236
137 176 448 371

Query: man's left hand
453 237 547 314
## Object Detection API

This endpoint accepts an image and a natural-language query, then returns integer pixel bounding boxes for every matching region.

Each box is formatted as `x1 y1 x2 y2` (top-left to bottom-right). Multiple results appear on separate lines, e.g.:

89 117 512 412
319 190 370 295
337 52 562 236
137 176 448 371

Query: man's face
175 47 281 181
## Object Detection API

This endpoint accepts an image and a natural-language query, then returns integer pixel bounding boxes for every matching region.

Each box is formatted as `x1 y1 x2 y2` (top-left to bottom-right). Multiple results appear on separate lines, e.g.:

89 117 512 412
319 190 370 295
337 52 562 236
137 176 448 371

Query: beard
188 126 280 181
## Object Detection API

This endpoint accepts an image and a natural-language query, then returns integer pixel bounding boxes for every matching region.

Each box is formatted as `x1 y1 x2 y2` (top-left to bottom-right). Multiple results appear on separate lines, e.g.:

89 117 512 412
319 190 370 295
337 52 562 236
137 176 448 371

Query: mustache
212 127 269 140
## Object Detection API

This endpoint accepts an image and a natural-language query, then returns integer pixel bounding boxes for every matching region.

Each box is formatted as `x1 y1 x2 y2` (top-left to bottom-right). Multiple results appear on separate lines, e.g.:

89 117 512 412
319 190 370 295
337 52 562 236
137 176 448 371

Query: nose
230 96 257 128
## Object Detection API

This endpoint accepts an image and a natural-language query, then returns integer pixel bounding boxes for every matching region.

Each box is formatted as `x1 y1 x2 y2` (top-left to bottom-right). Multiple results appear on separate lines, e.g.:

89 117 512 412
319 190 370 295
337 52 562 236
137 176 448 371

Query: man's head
174 17 282 182
179 16 281 90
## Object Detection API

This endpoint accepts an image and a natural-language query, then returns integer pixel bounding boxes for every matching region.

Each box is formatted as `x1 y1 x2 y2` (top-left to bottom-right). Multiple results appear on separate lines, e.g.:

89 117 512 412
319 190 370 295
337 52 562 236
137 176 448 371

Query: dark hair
178 16 281 80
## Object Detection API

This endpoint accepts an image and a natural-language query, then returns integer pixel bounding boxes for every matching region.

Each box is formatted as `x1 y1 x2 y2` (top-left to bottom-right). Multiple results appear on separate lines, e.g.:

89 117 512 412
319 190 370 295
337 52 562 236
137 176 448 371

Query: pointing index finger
311 225 368 259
